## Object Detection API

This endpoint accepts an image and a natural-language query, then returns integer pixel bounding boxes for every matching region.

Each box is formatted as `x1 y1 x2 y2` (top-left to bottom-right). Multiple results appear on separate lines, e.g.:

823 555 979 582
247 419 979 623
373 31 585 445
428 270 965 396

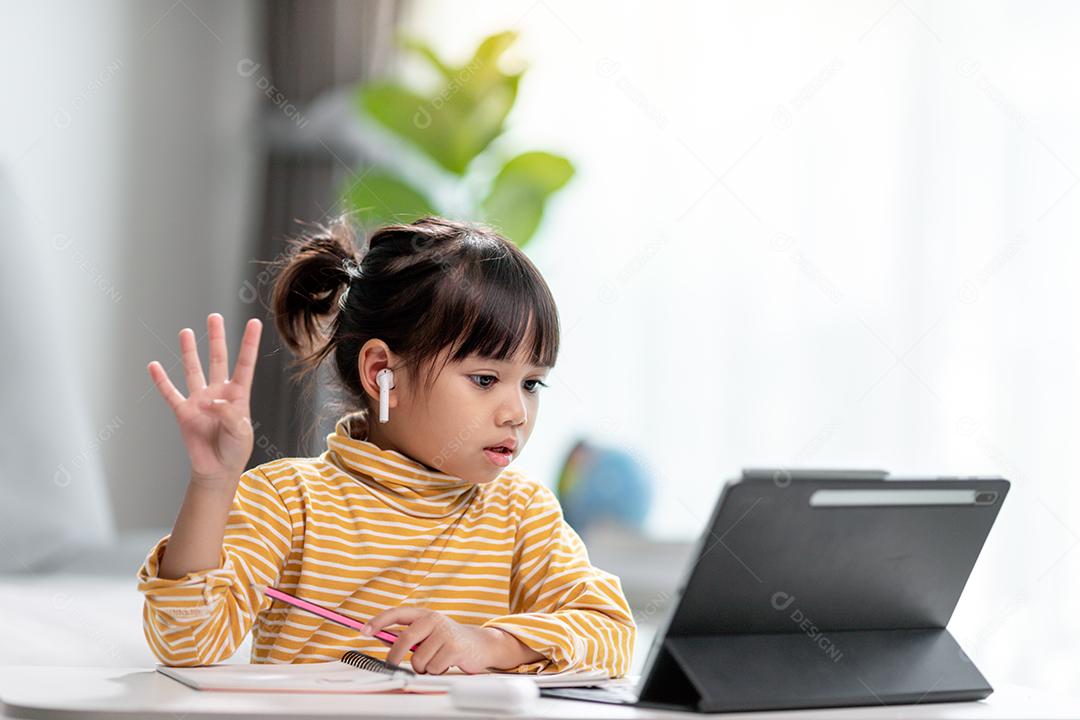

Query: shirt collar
324 411 479 518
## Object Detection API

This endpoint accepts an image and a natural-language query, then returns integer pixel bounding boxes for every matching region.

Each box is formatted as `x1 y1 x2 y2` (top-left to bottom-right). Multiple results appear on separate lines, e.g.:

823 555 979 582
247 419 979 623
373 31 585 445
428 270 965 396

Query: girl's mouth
482 446 513 467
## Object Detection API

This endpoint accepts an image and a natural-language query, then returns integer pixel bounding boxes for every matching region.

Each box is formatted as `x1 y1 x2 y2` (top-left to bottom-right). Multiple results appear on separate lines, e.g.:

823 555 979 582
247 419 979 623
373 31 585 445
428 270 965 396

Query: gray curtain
246 0 405 466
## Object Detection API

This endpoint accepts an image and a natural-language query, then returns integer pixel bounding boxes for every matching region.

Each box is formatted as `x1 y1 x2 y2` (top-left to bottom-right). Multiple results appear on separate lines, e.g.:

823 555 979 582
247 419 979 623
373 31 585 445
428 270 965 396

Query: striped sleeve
480 483 637 677
135 467 295 666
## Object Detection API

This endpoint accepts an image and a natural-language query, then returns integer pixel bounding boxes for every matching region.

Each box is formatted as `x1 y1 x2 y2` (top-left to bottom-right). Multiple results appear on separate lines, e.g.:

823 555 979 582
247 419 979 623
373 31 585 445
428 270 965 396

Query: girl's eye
524 379 550 394
468 375 549 393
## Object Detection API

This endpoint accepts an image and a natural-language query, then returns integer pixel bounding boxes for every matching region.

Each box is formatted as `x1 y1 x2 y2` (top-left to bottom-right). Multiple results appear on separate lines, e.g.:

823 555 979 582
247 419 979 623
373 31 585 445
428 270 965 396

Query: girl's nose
497 388 528 427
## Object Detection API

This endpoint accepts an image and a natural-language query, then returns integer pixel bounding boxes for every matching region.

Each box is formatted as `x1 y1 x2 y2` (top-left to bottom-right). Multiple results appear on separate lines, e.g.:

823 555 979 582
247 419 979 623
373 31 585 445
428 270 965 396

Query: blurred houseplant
344 30 574 247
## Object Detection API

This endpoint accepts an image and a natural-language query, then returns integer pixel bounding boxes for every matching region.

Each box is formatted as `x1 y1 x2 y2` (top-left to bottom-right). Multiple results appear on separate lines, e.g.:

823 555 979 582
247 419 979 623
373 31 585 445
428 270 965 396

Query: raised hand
147 313 263 490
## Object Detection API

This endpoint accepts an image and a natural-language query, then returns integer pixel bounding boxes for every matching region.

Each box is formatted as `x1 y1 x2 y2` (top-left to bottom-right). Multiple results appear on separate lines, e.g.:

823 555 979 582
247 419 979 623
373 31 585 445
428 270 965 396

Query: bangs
424 238 560 380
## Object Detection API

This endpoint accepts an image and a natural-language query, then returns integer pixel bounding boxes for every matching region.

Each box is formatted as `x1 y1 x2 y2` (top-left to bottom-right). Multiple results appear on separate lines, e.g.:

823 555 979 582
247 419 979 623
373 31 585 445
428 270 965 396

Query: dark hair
270 215 560 420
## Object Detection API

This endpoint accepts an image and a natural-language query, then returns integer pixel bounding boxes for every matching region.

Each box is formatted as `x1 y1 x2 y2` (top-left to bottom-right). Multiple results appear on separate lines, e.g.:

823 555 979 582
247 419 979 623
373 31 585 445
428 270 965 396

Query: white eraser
448 677 540 714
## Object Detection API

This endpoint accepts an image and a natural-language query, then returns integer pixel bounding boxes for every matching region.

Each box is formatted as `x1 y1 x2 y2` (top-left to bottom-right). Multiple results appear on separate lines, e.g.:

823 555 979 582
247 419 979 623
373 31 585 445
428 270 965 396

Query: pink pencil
256 585 419 652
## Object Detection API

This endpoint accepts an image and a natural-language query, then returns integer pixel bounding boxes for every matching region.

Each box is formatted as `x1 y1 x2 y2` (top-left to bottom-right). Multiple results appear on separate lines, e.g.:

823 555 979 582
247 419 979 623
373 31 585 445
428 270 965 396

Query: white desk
1 667 1078 719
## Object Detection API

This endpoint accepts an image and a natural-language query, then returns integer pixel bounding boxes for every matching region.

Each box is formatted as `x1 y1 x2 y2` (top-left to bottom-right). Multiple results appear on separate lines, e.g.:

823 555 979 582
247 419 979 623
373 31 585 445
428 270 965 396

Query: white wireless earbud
376 368 395 423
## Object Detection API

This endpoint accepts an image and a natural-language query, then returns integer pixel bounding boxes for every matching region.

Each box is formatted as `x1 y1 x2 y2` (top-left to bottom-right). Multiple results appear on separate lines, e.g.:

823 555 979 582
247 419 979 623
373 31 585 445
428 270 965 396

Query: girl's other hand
147 313 263 491
363 607 544 674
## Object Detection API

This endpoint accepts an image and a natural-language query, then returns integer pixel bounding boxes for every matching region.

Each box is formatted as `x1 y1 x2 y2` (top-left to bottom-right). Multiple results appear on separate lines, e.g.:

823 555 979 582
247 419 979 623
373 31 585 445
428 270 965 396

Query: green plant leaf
341 168 438 230
357 82 458 170
464 31 520 96
398 35 454 79
481 151 575 246
349 30 574 246
358 31 523 175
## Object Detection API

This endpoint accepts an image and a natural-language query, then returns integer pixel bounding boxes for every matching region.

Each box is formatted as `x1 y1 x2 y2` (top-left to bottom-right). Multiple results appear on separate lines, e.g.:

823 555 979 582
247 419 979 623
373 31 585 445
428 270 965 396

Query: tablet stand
636 627 992 713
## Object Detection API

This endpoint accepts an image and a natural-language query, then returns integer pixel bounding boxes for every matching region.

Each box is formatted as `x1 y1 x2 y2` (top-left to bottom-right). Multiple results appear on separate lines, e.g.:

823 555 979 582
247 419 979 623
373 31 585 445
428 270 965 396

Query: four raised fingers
154 315 263 409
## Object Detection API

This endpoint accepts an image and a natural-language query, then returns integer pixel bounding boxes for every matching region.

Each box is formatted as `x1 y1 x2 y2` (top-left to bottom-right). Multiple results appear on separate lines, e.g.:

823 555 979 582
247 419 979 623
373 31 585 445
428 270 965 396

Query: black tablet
543 469 1009 713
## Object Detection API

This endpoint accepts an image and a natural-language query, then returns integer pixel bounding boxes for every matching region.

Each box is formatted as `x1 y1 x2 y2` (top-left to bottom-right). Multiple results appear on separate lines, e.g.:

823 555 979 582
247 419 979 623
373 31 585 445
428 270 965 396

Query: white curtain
406 0 1080 695
0 2 123 569
0 173 116 570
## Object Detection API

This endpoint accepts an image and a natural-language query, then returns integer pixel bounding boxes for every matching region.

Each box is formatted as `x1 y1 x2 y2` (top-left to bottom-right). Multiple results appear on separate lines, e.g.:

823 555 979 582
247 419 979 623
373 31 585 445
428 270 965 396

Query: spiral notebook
157 650 613 695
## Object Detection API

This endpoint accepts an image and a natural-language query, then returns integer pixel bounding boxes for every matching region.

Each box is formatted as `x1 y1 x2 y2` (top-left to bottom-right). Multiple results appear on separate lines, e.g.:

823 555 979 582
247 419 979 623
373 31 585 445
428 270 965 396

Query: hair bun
270 217 360 359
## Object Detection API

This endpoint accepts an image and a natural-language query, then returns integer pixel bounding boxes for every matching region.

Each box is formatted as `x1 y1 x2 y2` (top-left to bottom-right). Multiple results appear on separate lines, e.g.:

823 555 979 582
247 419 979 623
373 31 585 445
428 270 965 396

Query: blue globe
556 440 652 535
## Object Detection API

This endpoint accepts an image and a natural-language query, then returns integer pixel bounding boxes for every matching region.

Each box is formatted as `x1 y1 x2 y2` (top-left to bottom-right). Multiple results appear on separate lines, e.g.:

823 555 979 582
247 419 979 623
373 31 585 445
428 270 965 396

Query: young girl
137 216 636 676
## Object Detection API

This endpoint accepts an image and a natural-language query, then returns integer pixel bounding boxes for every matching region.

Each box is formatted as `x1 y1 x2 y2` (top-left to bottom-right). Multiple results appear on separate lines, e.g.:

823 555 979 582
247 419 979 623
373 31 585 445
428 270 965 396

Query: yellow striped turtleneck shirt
136 411 636 675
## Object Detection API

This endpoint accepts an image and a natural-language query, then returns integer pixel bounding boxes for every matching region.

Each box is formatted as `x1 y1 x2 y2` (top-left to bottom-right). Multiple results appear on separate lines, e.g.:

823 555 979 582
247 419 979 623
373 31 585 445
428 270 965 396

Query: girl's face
369 345 551 484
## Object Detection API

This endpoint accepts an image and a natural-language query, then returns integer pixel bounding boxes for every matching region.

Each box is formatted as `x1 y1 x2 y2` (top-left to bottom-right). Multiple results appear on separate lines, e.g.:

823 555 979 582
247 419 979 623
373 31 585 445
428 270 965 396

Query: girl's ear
358 339 400 409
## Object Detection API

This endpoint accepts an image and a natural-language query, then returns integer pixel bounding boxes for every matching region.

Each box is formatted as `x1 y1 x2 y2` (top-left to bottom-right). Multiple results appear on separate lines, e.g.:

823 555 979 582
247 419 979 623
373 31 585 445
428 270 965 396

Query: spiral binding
340 649 415 676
